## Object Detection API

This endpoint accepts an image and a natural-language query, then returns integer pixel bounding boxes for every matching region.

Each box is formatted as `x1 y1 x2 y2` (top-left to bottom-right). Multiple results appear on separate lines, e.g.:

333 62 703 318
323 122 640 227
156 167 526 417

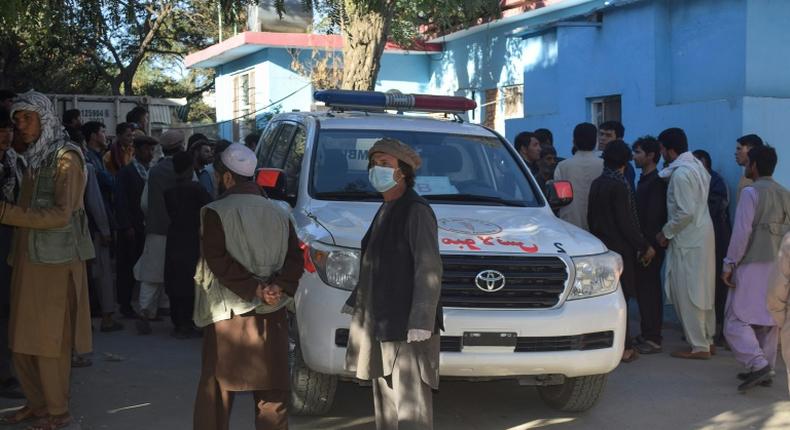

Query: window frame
589 95 622 127
282 124 307 198
264 122 297 169
306 127 545 207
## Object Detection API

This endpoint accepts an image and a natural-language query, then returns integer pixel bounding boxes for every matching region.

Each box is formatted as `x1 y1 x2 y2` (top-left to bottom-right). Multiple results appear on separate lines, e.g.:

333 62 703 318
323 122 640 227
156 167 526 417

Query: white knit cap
221 143 257 177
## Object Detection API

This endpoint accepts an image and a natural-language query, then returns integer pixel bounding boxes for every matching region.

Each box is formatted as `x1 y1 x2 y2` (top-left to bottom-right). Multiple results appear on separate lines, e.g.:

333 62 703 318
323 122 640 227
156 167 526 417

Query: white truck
252 90 626 415
48 94 186 138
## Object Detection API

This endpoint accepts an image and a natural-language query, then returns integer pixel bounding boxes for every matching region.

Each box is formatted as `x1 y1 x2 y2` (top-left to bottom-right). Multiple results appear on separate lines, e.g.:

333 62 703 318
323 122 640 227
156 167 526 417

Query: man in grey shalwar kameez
344 138 443 430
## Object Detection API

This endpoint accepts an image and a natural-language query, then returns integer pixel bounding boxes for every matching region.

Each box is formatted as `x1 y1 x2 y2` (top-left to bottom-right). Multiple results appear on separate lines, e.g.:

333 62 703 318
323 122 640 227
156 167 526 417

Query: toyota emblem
475 270 506 292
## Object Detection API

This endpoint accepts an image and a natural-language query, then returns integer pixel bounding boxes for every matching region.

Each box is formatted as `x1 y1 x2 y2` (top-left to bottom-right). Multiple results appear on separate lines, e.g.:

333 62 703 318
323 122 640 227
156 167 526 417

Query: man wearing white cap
193 144 303 430
134 129 185 334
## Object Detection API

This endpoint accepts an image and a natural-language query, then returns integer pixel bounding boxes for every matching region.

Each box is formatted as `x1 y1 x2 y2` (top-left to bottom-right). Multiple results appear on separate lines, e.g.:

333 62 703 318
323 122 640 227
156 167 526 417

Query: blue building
186 0 789 190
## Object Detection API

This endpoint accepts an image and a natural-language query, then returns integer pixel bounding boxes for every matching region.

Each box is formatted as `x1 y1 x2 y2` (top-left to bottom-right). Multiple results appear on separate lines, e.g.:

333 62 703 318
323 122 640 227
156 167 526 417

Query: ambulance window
255 122 279 166
267 123 296 169
283 125 307 196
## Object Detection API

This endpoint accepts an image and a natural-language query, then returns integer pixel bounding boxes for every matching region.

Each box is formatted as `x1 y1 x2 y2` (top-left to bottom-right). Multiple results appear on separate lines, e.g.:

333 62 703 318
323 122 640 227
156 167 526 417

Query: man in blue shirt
191 138 215 198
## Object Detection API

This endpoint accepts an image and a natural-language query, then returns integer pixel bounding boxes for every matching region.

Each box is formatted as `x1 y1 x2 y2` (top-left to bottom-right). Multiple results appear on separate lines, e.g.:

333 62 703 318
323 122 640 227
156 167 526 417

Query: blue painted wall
213 48 432 140
206 0 790 190
427 19 533 128
503 0 788 201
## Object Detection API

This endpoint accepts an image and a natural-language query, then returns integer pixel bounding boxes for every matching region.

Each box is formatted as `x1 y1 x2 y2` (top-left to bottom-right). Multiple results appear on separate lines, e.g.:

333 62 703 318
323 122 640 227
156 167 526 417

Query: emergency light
314 90 477 113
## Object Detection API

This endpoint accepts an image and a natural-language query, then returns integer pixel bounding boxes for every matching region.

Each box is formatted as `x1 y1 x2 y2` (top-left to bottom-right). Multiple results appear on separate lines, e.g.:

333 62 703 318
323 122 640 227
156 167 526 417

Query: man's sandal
25 414 72 430
0 407 47 425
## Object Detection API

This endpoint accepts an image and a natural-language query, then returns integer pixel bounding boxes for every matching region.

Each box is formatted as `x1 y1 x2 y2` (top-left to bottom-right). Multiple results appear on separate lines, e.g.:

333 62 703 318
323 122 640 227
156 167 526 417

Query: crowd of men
514 121 790 390
0 89 282 429
0 84 788 429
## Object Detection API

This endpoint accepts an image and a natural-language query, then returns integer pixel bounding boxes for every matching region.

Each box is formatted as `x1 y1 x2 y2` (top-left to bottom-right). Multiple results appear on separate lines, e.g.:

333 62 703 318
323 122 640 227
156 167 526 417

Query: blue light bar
314 90 477 113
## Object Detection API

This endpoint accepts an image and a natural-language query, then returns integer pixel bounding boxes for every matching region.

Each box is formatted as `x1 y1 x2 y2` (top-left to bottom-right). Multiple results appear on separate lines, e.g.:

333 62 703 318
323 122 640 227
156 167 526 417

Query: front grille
439 331 614 352
515 331 614 352
336 329 614 353
441 255 568 308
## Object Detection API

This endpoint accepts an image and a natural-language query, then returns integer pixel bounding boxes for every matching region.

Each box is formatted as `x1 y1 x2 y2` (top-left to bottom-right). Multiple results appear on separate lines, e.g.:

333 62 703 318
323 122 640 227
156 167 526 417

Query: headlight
309 241 360 291
567 251 623 300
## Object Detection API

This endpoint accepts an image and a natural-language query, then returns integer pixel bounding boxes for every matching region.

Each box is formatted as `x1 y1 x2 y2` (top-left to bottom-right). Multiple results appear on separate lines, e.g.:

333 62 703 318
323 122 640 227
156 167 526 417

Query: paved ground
2 317 790 430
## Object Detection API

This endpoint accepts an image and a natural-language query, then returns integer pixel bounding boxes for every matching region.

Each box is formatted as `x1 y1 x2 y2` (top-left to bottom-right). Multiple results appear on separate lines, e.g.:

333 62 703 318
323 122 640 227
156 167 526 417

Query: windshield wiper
314 191 382 201
424 194 527 207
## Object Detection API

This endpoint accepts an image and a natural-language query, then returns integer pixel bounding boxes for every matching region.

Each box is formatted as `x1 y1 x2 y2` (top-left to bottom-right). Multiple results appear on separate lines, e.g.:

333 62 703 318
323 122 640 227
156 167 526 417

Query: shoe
670 349 711 360
136 318 152 335
737 371 774 387
709 344 717 356
621 348 640 363
0 377 23 399
158 307 171 317
71 355 93 368
739 365 772 392
171 327 193 340
100 320 124 332
635 340 663 354
120 307 138 319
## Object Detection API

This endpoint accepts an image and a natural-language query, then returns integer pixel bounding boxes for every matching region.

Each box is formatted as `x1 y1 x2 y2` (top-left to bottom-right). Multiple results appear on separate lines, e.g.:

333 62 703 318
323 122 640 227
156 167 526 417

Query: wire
166 82 313 130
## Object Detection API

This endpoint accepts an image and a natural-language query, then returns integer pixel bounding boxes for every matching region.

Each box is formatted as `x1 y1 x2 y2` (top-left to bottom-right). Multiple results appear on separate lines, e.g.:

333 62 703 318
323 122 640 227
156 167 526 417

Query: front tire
537 374 608 412
289 330 338 415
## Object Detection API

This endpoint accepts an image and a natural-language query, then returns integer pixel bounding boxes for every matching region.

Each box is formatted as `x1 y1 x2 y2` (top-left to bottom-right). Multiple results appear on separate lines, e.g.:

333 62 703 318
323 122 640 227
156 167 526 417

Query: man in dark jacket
115 136 157 318
588 140 655 363
632 136 668 354
344 138 443 429
135 130 185 334
164 152 212 338
693 149 732 345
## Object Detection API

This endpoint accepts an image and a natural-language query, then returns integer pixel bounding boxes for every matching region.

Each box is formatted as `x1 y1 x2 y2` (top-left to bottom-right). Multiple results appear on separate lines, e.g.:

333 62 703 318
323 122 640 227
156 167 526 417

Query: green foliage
272 0 500 45
0 0 252 95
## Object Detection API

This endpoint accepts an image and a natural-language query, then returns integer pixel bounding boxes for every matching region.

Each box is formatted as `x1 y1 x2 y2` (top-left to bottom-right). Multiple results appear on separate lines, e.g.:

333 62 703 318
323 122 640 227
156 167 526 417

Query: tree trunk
110 77 123 95
340 0 393 91
123 76 135 96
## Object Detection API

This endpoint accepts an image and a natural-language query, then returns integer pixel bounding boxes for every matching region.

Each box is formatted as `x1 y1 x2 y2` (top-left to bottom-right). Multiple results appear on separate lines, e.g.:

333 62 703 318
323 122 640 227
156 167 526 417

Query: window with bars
589 95 622 127
232 70 256 141
501 84 524 120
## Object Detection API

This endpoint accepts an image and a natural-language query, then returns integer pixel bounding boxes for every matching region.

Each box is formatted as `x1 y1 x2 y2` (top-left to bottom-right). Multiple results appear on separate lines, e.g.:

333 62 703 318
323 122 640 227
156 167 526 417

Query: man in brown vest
0 91 93 429
723 145 790 391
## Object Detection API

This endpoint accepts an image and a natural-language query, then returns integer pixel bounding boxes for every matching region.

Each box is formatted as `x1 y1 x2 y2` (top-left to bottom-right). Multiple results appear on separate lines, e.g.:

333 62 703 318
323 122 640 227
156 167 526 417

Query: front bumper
295 273 626 378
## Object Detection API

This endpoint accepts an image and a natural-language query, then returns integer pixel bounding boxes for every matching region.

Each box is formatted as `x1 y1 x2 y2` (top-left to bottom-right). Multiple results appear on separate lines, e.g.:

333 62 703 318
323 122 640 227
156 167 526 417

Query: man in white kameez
656 128 717 359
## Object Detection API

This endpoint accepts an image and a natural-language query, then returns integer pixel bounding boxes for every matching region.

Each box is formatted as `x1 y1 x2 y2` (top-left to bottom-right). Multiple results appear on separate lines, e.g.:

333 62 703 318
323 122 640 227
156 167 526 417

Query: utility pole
218 2 223 42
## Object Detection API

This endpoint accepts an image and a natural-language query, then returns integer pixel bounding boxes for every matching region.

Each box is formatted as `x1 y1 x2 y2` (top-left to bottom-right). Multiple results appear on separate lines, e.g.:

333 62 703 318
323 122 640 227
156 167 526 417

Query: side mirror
546 180 573 209
256 168 288 202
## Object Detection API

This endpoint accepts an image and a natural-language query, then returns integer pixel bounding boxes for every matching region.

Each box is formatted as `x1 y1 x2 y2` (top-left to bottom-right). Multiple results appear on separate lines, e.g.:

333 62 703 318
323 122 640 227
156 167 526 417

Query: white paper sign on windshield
344 138 378 171
414 176 459 196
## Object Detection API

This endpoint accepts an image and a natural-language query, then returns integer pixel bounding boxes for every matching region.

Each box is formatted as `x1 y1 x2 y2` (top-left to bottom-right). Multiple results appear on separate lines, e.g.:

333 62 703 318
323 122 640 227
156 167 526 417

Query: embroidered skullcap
368 137 421 170
220 143 257 177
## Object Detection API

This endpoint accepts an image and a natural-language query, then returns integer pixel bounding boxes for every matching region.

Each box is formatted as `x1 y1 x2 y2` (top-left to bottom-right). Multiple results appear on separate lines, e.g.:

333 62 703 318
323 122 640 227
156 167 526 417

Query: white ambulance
253 90 625 415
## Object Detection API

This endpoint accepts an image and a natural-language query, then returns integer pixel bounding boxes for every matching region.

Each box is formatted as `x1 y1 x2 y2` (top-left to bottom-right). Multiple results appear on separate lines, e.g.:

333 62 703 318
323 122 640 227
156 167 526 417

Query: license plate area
462 332 517 349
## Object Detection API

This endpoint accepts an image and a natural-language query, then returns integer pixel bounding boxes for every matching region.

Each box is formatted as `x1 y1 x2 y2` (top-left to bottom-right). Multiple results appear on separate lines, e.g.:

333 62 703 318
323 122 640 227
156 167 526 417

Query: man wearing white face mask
344 137 443 430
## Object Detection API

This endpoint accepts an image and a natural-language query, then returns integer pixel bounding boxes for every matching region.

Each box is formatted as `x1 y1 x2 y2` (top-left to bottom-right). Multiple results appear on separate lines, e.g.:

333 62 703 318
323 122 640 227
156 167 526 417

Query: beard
11 138 31 154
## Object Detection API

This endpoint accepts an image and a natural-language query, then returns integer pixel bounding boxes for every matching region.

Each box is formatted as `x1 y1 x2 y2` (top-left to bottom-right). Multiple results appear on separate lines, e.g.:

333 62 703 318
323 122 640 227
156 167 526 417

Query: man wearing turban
0 90 94 429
